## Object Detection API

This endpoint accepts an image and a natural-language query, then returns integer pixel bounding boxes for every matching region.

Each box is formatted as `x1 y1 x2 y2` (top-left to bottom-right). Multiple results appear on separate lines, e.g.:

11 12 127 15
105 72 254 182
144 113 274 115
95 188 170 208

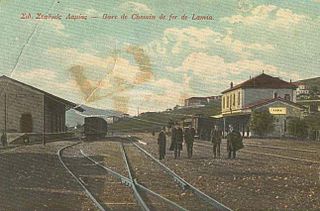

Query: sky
0 0 319 114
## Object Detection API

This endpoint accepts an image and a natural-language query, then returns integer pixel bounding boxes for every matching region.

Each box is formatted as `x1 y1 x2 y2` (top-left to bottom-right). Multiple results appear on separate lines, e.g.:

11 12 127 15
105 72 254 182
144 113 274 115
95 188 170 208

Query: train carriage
84 117 108 140
179 116 222 141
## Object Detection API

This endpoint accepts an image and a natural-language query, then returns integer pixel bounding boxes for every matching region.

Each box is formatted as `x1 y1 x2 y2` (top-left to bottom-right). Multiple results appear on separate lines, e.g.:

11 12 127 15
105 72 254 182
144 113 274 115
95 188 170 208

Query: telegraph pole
4 93 7 134
43 96 46 145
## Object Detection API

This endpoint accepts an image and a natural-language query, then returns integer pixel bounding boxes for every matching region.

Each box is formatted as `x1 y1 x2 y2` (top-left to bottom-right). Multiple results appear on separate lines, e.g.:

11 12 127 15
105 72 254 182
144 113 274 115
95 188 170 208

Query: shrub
288 117 308 139
250 111 274 137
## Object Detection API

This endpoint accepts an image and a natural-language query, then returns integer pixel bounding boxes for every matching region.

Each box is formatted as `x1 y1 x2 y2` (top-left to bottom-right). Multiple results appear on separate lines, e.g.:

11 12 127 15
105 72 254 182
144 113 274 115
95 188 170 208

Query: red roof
243 97 306 110
222 73 297 94
292 82 305 86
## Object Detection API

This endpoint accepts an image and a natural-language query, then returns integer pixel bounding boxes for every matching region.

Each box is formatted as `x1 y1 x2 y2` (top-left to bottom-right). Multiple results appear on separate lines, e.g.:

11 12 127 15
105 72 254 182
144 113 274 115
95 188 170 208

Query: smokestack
290 79 292 83
230 82 233 88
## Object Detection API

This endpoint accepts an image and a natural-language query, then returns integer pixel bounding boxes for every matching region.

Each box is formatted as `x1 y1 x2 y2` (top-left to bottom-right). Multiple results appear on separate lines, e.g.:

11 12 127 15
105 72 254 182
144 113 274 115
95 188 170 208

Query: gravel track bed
244 138 320 152
62 143 140 211
131 133 320 210
244 145 320 162
79 140 129 178
197 141 320 163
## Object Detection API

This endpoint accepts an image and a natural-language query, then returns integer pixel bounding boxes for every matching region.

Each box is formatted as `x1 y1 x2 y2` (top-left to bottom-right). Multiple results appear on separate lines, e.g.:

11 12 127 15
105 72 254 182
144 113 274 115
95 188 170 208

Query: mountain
66 105 124 127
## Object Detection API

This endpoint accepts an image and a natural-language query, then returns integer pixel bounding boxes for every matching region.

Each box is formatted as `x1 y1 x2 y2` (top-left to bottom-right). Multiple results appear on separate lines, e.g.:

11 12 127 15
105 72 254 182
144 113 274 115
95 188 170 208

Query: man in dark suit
184 125 195 158
175 125 183 159
157 127 166 160
211 125 222 159
226 125 244 159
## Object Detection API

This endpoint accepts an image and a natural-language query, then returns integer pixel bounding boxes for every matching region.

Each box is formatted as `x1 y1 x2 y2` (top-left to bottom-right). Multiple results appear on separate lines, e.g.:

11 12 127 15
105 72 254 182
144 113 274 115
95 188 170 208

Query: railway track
125 137 232 211
119 142 187 211
194 141 320 165
83 139 230 210
81 146 186 211
59 138 231 211
58 141 140 211
244 143 318 153
121 141 220 210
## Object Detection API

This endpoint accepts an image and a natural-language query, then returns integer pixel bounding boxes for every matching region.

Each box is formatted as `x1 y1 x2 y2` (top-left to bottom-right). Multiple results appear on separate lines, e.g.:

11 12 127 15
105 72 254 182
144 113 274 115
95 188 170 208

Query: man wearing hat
157 127 166 160
226 125 244 159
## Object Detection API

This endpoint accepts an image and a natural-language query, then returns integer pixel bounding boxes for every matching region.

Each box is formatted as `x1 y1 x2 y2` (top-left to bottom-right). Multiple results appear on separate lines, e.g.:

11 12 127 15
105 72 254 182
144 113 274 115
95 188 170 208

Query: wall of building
221 88 243 113
44 96 66 133
252 101 303 137
0 80 44 133
243 88 296 106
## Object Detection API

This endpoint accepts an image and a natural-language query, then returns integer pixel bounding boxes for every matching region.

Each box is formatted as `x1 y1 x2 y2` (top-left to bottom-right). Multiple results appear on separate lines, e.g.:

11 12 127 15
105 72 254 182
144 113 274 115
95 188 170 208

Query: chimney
249 75 252 79
290 79 292 83
230 82 233 88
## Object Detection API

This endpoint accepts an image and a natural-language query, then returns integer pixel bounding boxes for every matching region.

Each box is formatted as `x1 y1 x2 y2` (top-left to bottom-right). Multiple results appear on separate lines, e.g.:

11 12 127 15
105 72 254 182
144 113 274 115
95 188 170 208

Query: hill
66 105 123 127
109 102 221 133
299 77 320 90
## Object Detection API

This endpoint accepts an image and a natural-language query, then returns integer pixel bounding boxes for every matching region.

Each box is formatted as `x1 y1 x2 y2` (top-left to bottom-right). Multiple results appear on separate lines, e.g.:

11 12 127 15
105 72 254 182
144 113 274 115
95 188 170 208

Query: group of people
210 125 244 159
157 124 195 160
157 124 244 160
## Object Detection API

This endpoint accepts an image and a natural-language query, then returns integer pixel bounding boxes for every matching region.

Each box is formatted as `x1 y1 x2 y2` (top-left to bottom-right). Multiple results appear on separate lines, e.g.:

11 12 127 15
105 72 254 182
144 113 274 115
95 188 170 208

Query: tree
287 117 308 139
309 86 319 100
250 111 274 137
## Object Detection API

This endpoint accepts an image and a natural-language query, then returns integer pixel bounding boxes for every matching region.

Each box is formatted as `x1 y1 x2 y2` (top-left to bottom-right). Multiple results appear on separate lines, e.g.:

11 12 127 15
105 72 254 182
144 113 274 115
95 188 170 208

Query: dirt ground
0 136 319 210
131 133 320 210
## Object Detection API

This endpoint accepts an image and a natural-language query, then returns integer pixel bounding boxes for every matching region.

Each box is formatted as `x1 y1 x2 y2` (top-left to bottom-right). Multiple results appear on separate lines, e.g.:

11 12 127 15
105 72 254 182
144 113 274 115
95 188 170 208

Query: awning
211 114 223 118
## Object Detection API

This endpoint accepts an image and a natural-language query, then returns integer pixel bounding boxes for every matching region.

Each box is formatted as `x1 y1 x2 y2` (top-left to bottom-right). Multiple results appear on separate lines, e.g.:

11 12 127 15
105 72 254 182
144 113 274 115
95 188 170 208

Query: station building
0 75 83 134
215 73 307 137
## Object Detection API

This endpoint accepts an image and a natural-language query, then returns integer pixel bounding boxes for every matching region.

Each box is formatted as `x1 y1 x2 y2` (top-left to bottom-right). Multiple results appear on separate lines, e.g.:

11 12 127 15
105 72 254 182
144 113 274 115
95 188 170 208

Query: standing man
184 125 195 158
211 125 222 159
157 127 166 160
226 125 244 159
1 132 8 147
169 124 177 151
175 125 183 159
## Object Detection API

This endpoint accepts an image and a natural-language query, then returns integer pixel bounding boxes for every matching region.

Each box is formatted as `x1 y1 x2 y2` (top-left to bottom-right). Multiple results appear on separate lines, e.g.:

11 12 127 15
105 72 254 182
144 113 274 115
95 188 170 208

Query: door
20 113 33 133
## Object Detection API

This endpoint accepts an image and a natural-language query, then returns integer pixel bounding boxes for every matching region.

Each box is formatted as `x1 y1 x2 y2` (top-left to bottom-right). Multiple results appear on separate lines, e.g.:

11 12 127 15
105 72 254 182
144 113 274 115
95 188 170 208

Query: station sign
269 107 287 115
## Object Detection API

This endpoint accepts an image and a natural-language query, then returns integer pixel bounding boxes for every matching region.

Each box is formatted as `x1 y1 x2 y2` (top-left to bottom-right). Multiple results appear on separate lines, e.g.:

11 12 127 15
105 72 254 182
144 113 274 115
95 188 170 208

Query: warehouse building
0 75 83 134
